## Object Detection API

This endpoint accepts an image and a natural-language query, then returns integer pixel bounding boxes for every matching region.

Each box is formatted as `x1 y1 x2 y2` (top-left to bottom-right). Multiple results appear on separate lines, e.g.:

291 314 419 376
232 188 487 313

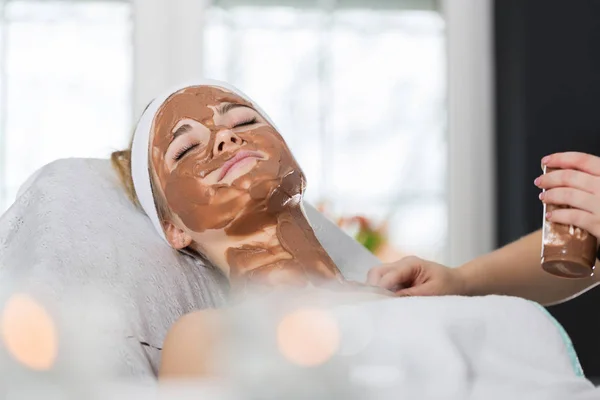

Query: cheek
246 131 306 184
163 176 213 230
165 175 213 209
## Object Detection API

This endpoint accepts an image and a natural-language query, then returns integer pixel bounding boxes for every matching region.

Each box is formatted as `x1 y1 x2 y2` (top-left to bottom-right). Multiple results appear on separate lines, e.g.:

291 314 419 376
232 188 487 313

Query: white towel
0 158 381 378
1 158 592 399
211 294 595 400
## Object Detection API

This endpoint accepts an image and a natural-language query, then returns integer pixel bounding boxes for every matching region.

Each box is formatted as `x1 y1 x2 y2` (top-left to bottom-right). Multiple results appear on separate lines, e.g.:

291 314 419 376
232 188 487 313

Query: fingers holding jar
536 152 600 240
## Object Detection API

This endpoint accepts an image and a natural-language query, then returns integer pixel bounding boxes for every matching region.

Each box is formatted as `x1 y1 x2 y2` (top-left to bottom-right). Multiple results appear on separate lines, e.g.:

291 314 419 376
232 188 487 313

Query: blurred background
0 0 493 269
2 0 600 379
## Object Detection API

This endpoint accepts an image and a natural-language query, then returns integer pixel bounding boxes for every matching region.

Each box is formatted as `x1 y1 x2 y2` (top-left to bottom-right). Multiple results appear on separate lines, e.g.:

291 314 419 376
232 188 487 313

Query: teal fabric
533 303 585 377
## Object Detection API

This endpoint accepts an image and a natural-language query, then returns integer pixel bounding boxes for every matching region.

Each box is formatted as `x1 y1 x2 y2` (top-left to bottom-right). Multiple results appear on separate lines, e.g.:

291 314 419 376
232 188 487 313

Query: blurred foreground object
1 293 58 371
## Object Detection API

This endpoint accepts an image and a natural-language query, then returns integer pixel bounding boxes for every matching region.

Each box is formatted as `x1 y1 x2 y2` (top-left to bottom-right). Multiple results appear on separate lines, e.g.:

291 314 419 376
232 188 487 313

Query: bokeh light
1 293 58 370
276 307 339 367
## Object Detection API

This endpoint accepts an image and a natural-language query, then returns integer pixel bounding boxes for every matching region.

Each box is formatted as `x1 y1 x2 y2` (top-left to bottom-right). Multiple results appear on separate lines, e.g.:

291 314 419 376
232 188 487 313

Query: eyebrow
170 124 193 144
217 102 253 115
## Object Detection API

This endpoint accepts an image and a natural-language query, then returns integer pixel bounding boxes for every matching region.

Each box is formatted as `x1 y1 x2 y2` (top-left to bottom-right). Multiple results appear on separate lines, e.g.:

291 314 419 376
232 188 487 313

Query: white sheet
0 158 594 399
0 158 381 378
212 294 596 399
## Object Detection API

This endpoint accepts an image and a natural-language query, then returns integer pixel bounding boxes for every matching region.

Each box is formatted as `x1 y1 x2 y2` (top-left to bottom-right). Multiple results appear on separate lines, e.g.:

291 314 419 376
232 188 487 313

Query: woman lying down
111 81 594 398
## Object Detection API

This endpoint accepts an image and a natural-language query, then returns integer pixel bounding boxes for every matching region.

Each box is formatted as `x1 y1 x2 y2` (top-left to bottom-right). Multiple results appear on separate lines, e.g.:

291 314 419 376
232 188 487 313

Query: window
203 2 447 261
0 0 492 265
0 0 133 211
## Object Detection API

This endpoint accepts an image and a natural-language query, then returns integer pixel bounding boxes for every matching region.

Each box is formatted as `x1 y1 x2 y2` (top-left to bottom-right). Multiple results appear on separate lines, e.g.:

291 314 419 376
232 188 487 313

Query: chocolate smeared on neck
150 86 343 290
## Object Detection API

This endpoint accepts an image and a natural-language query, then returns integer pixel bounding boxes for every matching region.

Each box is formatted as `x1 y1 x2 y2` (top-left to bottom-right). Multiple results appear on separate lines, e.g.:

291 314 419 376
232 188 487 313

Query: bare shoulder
159 308 224 380
168 308 223 338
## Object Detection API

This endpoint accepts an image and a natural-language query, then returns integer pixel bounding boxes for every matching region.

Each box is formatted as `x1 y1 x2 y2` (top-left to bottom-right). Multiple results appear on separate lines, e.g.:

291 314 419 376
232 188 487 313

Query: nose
213 128 242 155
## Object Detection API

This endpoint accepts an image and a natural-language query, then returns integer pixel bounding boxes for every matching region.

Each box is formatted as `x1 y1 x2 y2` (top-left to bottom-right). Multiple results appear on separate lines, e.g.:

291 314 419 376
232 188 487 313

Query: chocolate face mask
151 86 304 234
149 85 342 289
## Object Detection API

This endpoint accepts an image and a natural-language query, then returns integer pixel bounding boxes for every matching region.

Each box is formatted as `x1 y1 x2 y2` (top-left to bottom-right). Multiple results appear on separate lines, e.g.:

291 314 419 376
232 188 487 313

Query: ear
163 221 193 249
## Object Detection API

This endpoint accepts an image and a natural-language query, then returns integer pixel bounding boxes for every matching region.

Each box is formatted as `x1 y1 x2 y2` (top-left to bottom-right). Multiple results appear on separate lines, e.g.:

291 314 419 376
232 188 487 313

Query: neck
198 204 344 291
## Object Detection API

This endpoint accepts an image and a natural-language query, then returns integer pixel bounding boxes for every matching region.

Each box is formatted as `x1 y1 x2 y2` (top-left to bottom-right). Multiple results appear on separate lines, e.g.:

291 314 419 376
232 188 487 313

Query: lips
218 150 263 181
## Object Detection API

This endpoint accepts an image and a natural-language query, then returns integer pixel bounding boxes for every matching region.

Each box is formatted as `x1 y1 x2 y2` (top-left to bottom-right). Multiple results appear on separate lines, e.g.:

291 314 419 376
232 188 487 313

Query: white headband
131 79 277 243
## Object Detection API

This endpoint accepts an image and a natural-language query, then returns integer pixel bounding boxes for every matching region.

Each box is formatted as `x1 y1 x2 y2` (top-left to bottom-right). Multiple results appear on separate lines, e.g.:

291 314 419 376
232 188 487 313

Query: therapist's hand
367 256 466 297
536 152 600 239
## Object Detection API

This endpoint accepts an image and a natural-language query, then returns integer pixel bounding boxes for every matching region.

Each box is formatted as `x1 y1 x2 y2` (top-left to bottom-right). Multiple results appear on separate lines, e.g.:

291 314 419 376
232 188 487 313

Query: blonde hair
110 136 171 224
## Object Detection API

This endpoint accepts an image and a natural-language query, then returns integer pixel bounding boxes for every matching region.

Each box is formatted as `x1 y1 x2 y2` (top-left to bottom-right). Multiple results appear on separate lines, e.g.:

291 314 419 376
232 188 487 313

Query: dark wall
495 0 600 378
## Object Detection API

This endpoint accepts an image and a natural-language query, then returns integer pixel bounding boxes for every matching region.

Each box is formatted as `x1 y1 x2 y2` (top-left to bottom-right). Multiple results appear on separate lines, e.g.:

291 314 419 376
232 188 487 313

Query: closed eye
173 143 199 161
233 117 257 128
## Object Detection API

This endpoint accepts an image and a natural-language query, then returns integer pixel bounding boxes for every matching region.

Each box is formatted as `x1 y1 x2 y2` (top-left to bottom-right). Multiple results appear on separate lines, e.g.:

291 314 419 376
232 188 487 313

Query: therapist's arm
463 151 600 305
368 229 599 306
452 151 600 305
368 152 600 306
457 229 600 305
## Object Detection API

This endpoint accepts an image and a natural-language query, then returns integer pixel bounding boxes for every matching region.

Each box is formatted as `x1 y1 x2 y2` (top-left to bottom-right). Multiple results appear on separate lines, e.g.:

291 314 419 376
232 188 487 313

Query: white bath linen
331 295 595 400
0 158 594 397
210 294 595 400
0 157 381 379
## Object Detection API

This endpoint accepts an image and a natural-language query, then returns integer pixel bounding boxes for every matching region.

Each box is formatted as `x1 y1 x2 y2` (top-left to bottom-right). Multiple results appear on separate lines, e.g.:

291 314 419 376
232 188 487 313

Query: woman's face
149 85 305 237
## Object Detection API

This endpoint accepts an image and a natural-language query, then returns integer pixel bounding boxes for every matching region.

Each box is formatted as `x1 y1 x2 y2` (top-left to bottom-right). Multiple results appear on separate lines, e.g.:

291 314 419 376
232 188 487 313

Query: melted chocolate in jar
541 167 597 278
150 86 344 292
